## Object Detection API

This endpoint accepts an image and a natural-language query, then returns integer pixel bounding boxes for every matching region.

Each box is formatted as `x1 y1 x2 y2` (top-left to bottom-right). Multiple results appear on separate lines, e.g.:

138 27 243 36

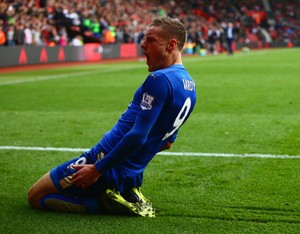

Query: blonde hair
150 16 187 50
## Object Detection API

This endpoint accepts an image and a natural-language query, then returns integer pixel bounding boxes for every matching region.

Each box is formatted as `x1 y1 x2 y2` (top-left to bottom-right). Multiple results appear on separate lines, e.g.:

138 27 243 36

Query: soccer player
28 16 197 217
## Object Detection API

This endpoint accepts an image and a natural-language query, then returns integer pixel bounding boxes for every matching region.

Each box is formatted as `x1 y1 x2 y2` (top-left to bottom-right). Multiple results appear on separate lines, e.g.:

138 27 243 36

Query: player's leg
28 157 102 214
28 171 58 209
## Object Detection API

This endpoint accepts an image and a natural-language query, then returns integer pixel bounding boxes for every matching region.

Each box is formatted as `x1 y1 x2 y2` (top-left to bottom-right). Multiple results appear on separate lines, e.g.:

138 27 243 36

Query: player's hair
149 16 187 51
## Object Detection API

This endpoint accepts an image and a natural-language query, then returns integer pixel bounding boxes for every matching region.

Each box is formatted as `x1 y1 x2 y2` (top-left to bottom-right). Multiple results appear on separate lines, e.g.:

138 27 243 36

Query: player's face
141 26 169 72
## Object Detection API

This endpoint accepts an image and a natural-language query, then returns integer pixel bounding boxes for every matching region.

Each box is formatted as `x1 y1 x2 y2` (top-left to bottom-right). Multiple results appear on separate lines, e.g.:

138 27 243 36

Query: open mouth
144 52 149 63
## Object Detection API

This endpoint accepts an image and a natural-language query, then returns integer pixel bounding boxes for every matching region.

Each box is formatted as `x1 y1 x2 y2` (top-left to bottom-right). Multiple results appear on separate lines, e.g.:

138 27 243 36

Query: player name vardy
182 79 195 91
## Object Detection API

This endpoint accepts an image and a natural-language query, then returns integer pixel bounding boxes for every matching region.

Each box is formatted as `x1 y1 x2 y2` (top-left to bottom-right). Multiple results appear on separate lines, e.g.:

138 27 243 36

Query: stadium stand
0 0 299 53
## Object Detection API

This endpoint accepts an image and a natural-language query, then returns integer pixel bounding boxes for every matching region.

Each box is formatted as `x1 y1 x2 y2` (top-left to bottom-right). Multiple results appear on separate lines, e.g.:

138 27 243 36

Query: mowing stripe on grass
0 145 299 159
0 64 144 86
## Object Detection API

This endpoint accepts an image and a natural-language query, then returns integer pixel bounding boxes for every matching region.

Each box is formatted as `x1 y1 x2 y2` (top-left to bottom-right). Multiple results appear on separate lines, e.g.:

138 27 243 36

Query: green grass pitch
0 48 299 233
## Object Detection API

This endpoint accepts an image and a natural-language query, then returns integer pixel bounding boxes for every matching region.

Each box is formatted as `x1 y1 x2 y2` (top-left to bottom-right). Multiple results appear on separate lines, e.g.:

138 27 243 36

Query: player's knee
27 187 40 209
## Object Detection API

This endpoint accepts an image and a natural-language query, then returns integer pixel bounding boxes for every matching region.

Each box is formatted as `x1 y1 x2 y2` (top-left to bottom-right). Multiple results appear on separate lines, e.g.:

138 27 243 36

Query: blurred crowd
0 0 299 53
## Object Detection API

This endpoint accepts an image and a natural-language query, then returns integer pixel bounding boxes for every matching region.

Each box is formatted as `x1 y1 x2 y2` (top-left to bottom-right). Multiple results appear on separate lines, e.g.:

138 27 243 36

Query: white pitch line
0 146 299 159
0 70 98 86
0 146 89 152
158 151 300 159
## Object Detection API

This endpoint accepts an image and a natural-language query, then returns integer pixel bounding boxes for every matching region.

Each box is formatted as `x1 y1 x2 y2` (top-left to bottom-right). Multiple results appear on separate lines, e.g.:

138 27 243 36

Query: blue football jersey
90 64 196 174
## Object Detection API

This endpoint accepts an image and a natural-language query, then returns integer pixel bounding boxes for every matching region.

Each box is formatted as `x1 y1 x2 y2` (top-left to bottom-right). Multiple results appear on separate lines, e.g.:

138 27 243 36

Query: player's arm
72 73 169 186
94 115 155 173
71 115 155 188
95 73 170 173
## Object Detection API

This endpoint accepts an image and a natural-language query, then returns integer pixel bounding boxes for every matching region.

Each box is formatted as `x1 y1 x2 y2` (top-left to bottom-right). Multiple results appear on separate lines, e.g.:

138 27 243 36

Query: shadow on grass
160 204 300 224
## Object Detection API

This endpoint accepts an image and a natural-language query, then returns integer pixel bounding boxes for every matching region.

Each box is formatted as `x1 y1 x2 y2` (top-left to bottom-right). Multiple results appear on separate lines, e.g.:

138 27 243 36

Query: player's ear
167 39 177 51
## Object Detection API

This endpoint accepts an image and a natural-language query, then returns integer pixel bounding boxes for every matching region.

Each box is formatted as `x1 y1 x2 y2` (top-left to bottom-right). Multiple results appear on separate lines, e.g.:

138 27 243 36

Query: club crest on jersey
140 92 154 110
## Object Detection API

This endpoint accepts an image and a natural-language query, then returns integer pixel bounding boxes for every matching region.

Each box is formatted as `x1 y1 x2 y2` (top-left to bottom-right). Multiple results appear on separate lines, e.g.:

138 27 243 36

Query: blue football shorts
50 153 143 197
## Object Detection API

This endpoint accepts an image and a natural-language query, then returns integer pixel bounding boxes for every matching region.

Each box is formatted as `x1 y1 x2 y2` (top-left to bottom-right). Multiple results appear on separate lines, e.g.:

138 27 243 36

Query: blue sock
40 194 101 214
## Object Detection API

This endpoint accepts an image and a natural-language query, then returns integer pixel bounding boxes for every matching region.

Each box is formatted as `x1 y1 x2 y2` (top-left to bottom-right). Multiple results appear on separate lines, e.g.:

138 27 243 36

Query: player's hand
71 164 101 189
